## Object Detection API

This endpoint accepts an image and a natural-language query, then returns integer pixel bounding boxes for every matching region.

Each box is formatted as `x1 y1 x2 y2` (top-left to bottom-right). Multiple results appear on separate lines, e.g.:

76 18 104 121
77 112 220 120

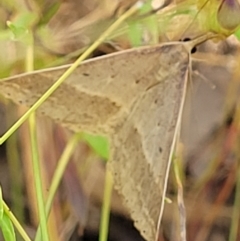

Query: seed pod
217 0 240 31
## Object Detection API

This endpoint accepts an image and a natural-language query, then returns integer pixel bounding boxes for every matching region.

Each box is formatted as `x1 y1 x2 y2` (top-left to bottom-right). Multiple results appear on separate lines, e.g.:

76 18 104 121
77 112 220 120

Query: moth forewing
108 42 191 241
0 44 189 135
0 36 212 241
108 36 214 241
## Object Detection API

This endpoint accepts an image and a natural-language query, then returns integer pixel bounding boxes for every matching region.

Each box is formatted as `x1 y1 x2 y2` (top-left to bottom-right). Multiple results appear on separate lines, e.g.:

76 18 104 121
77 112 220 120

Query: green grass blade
99 170 114 241
29 114 49 241
34 133 82 241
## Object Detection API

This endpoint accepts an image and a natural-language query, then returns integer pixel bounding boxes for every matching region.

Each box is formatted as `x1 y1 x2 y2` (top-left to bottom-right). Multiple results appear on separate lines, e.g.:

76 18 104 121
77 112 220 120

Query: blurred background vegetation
0 0 240 240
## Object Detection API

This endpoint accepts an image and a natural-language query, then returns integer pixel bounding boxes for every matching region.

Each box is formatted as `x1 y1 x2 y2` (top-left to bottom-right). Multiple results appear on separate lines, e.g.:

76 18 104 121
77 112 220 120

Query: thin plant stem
99 170 114 241
34 133 82 241
173 152 186 241
46 133 82 216
26 33 49 241
29 114 49 241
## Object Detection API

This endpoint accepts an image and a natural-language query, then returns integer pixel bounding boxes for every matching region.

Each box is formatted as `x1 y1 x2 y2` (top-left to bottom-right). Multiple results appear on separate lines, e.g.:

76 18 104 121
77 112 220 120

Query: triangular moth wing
109 43 190 241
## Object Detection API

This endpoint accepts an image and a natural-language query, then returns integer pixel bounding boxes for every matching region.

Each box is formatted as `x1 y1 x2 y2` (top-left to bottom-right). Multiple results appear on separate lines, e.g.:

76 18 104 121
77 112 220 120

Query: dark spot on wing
190 47 197 54
83 73 89 76
182 37 191 41
135 79 140 84
159 147 162 153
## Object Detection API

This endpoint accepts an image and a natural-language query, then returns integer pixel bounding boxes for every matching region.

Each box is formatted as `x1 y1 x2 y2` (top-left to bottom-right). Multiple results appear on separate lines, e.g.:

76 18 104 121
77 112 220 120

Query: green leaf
6 11 37 42
81 133 109 160
0 212 16 241
6 21 28 40
217 0 240 31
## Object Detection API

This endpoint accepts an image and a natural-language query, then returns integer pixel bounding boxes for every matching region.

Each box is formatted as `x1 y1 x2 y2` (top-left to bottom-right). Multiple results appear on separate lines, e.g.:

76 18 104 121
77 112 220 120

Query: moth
0 35 212 241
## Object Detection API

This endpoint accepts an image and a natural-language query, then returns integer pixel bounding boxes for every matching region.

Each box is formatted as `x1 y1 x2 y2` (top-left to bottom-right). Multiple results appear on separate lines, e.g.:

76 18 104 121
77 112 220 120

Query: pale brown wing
0 44 183 135
0 42 190 241
109 44 190 241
